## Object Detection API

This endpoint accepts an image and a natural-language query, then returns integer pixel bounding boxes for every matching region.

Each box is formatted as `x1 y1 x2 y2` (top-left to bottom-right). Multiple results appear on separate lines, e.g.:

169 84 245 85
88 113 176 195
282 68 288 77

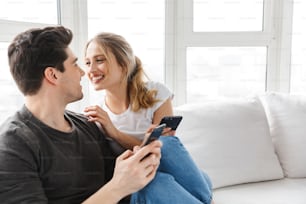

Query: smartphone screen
142 123 166 146
159 116 183 130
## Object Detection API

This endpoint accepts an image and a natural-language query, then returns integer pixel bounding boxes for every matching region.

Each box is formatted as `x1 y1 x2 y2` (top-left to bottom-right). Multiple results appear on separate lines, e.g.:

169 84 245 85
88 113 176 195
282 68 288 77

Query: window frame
165 0 294 105
0 0 90 113
59 0 89 111
0 0 297 111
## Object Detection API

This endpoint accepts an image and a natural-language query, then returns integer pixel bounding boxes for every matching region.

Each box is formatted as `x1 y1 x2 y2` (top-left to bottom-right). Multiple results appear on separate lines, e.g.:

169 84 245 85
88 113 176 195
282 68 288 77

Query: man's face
57 48 85 103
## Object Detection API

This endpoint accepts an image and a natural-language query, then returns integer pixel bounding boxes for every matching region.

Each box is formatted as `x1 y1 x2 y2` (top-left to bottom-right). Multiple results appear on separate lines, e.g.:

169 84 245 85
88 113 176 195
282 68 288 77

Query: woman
84 32 214 204
84 32 174 154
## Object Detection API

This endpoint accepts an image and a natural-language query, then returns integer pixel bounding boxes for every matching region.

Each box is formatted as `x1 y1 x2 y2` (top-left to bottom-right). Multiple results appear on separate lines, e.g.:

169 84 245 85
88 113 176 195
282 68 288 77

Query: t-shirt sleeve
0 128 48 203
146 81 174 113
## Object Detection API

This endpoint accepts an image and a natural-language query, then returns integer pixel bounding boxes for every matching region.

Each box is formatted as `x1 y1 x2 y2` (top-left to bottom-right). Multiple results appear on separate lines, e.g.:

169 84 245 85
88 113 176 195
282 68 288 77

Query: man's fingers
117 149 134 161
132 140 162 162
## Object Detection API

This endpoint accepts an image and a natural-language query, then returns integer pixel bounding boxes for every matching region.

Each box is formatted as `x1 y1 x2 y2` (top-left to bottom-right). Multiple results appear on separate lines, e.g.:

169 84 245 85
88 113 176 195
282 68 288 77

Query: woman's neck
105 88 129 114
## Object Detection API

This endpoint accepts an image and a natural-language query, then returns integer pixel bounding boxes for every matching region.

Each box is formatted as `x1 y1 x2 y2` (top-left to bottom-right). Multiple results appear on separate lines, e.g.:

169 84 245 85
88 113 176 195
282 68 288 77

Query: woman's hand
84 105 118 138
84 105 142 149
162 129 176 136
146 124 175 137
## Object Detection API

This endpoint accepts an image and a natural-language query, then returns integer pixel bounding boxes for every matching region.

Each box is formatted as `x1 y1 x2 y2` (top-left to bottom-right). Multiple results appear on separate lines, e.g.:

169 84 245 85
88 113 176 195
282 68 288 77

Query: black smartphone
159 116 183 130
142 123 166 146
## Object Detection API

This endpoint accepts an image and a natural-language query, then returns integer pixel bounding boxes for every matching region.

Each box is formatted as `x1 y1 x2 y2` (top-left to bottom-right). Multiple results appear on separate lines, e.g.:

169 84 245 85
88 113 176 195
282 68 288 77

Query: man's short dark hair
8 26 73 95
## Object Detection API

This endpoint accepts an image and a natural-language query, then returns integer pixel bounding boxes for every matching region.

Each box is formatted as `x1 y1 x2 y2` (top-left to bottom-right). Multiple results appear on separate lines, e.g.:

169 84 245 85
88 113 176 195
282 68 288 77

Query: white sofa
174 92 306 204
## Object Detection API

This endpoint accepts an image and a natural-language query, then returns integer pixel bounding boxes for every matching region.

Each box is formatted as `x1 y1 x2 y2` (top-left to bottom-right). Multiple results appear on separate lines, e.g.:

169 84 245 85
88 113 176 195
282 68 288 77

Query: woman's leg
158 136 213 203
202 171 213 191
130 172 206 204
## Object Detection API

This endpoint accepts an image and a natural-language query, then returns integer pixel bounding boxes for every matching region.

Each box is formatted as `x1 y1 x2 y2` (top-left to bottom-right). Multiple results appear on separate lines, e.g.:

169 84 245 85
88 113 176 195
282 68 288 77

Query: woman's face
85 41 125 91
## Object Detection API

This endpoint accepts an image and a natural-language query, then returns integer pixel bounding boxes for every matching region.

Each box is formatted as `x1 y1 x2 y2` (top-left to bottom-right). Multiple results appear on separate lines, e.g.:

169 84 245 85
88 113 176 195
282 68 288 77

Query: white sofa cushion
174 97 284 189
261 92 306 178
213 178 306 204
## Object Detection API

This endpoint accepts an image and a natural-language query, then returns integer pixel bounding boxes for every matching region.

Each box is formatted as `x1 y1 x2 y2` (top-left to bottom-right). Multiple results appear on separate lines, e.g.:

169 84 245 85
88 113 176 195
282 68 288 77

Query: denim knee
130 172 176 204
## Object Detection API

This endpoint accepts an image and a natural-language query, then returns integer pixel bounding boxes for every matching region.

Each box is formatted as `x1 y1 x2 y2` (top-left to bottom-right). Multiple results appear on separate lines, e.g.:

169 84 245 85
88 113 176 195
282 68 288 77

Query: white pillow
261 92 306 178
174 97 284 189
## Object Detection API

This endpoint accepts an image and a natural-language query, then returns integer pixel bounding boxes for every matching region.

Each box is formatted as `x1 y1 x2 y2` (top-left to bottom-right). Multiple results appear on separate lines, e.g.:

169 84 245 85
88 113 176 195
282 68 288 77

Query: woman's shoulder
145 81 174 104
145 81 170 92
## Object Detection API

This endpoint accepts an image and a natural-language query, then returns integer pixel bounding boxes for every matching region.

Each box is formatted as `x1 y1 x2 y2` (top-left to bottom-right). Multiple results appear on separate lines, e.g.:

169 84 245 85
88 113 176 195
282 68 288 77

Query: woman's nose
88 63 97 72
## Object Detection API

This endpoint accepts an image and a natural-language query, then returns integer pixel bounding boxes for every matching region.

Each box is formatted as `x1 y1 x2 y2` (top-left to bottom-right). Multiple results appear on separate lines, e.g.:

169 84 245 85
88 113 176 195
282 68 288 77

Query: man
0 26 161 203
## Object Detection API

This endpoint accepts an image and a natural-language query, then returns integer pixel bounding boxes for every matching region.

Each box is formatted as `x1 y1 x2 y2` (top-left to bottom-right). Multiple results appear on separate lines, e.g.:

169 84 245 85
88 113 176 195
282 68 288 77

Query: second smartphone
159 116 183 131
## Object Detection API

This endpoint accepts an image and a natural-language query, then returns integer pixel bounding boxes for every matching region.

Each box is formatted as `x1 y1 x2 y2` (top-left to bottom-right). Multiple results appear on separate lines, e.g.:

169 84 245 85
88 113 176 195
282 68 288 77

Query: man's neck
25 95 72 132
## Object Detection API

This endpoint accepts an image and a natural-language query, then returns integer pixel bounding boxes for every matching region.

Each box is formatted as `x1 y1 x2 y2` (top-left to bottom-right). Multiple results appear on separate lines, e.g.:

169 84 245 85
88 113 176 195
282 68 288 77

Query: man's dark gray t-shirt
0 106 116 203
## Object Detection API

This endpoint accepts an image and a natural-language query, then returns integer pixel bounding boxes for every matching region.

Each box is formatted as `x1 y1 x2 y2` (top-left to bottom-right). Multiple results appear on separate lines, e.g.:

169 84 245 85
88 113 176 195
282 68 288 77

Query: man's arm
82 140 162 204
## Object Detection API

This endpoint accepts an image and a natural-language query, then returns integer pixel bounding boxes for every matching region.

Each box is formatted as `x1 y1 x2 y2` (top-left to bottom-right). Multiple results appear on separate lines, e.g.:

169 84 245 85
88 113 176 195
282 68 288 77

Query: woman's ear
44 67 58 85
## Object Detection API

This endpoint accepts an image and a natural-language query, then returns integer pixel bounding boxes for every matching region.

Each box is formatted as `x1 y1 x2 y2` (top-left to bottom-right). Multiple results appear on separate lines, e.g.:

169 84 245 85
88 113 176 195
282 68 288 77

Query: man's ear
44 67 58 85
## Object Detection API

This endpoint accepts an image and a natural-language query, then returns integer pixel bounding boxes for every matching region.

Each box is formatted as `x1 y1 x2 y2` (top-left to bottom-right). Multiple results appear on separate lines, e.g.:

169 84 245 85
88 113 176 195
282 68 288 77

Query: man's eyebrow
72 57 78 63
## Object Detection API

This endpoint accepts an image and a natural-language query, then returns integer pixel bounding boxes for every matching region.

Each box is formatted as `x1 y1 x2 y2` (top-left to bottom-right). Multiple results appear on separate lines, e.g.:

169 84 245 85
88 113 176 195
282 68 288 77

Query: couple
0 26 213 204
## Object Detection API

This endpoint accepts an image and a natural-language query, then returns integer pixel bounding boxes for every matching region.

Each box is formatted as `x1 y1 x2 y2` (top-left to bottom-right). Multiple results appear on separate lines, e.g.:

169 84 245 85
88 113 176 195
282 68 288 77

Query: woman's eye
96 59 105 63
85 61 90 66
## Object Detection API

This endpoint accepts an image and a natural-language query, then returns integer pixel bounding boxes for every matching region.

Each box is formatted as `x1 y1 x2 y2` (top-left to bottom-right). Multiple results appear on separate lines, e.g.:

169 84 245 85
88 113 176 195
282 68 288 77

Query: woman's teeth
92 75 104 82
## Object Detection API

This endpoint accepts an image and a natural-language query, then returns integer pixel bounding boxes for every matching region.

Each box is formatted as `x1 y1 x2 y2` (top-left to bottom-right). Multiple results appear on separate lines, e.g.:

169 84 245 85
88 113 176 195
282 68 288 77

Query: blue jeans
130 136 213 204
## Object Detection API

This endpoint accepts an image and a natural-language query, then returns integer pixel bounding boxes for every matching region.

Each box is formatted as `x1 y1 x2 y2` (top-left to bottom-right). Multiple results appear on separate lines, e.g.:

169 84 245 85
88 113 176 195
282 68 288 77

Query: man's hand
83 140 162 204
111 140 162 198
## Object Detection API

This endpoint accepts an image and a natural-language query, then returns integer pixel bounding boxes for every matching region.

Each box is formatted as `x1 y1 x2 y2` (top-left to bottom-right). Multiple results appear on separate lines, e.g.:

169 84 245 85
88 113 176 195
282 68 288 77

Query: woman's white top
101 81 173 154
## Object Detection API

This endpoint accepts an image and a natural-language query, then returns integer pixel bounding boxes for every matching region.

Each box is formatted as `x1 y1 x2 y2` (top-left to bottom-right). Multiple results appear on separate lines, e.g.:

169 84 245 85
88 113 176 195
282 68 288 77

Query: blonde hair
85 32 158 112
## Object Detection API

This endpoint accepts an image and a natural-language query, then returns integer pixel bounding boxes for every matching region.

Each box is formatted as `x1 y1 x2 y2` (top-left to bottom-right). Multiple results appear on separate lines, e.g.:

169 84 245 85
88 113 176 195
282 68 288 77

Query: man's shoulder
0 110 28 135
64 110 95 128
65 110 88 121
64 110 101 135
0 105 37 134
0 111 35 151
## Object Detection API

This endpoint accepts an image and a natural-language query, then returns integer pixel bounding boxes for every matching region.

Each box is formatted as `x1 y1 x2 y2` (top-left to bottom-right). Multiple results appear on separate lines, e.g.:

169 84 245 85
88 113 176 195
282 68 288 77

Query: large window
0 0 59 123
0 0 58 24
166 0 271 104
291 0 306 94
193 0 264 32
187 47 267 102
0 43 24 124
0 0 304 122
